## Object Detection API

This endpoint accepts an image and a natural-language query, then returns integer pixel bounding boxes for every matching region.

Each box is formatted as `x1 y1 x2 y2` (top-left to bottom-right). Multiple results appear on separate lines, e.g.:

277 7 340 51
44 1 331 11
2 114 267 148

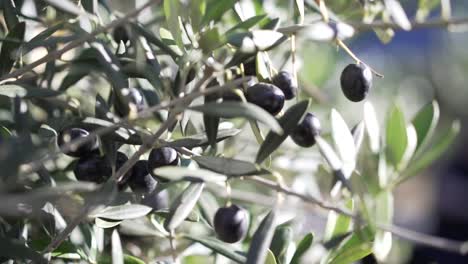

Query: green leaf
364 102 380 153
159 27 184 57
199 27 226 54
95 218 122 229
270 225 292 264
201 0 238 27
403 120 460 180
256 52 271 81
386 104 407 167
154 209 200 222
373 192 393 261
412 101 440 152
165 128 241 148
228 30 286 53
194 156 269 176
91 204 152 220
246 210 278 264
191 101 283 135
165 182 205 230
226 14 267 35
184 235 246 263
163 0 184 50
111 230 124 264
152 166 227 182
189 0 206 32
316 137 353 192
2 0 19 30
0 22 25 75
331 109 356 178
290 233 314 264
327 227 373 264
384 0 412 30
124 255 145 264
352 121 365 152
256 100 310 163
265 249 278 264
294 0 305 24
0 84 26 97
131 23 181 59
416 0 440 21
79 117 142 145
324 199 354 241
198 192 218 227
44 0 87 16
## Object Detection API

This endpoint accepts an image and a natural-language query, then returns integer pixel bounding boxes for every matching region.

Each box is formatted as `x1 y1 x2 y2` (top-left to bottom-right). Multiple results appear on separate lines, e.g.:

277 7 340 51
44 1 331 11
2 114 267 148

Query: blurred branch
0 0 162 82
247 176 468 256
349 17 468 31
21 77 252 176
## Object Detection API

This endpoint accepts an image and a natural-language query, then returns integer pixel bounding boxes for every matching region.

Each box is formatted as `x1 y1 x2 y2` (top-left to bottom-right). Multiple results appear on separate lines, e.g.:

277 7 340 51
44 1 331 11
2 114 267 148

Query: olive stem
336 39 384 78
246 175 468 256
225 181 232 207
169 229 177 262
290 34 299 103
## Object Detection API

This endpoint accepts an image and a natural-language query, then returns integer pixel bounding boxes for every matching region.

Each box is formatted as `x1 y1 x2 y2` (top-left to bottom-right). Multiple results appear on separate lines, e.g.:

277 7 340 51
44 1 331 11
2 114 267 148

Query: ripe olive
290 113 321 147
114 88 145 117
74 152 132 185
129 160 157 194
57 128 99 157
245 83 285 115
113 25 130 45
272 71 297 100
340 63 372 102
213 204 249 243
147 147 180 182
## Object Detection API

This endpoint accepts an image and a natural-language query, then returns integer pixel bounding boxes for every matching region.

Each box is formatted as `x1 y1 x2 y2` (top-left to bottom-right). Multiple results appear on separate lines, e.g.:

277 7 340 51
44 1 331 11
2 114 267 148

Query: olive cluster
57 127 182 210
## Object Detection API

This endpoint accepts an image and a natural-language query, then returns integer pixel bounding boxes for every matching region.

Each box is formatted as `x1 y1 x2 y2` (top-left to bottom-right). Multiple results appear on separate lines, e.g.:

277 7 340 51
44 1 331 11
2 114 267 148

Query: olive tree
0 0 465 263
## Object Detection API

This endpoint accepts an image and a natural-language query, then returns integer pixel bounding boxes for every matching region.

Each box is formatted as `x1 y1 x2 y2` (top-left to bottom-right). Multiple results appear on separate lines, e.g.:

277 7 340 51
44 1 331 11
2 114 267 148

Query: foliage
0 0 463 263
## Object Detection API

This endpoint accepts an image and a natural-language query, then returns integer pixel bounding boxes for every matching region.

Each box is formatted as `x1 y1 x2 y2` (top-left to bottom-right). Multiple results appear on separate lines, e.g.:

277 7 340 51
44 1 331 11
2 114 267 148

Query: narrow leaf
165 182 205 230
185 235 246 263
384 0 412 30
403 120 460 179
152 166 227 182
44 0 87 16
290 233 314 264
166 128 241 148
111 230 124 264
331 109 356 178
91 204 152 220
201 0 237 27
364 102 380 153
191 101 283 134
246 210 278 264
386 104 407 167
412 101 440 151
0 22 25 75
194 156 269 176
256 100 310 163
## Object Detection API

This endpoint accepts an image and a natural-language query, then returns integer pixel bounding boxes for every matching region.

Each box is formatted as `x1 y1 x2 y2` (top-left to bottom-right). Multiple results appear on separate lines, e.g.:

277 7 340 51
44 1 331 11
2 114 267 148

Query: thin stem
169 230 177 262
336 39 384 78
348 17 468 31
22 77 252 175
290 34 298 103
0 0 162 82
247 175 468 256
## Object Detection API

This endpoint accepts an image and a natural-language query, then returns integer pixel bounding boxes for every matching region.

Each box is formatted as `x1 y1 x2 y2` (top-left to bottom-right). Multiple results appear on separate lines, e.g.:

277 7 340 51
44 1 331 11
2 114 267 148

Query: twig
248 176 354 217
348 17 468 31
336 39 384 78
0 0 162 82
21 77 252 175
247 175 468 255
